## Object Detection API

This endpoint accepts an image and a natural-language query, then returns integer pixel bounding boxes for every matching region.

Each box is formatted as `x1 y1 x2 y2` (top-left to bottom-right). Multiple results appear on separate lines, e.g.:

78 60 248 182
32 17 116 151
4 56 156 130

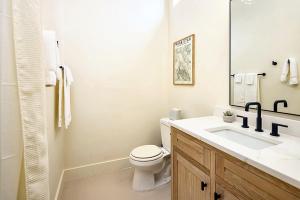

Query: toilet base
133 168 155 191
132 158 171 192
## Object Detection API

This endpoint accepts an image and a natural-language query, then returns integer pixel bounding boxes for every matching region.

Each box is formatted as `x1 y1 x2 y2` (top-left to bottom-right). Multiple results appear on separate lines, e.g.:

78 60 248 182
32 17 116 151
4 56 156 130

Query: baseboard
63 157 131 183
54 170 64 200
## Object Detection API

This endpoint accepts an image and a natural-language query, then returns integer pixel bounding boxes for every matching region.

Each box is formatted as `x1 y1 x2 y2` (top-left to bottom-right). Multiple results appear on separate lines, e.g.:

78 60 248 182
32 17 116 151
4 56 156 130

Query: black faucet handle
270 123 288 137
237 115 249 128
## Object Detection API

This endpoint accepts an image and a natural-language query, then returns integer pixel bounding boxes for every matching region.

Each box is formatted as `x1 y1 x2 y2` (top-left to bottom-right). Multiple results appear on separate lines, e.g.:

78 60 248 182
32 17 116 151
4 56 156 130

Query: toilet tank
160 118 171 152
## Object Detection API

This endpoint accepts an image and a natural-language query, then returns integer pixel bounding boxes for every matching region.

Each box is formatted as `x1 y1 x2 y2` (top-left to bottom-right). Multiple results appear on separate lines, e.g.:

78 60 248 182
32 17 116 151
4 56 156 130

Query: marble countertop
170 116 300 189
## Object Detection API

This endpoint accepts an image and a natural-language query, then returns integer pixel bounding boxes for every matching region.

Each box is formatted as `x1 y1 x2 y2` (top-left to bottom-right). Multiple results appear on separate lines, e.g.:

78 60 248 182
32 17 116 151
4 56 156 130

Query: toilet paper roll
169 108 181 120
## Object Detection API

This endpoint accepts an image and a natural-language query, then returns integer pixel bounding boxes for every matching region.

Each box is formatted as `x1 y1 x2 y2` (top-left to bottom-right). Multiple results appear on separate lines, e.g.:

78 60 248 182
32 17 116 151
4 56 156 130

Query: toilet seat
130 145 163 162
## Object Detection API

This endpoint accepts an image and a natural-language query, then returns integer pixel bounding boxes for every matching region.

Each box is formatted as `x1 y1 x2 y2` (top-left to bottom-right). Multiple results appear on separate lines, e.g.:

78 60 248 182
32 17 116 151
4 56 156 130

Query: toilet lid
130 145 163 160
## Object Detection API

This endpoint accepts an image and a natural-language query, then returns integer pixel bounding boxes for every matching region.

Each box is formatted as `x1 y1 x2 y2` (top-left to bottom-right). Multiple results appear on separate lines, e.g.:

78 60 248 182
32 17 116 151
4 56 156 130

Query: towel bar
230 73 266 77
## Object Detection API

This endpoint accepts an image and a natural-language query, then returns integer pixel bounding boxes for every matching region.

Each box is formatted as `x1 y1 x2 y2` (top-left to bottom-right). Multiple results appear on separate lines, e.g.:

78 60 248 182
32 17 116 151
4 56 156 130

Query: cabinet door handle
201 181 208 191
214 192 221 200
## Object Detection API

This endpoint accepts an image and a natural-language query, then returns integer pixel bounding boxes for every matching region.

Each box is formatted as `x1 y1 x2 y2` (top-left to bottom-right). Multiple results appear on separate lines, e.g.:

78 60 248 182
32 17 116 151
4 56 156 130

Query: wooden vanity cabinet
172 128 213 200
173 151 210 200
171 127 300 200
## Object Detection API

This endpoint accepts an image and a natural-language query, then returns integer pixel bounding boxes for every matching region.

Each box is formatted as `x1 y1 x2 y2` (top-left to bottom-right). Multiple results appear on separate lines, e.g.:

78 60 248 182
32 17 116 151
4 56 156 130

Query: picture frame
173 34 195 85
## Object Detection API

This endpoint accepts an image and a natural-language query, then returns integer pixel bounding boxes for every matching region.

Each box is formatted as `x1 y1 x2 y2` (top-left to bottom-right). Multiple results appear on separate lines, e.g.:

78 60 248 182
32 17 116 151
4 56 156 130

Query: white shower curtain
12 0 50 199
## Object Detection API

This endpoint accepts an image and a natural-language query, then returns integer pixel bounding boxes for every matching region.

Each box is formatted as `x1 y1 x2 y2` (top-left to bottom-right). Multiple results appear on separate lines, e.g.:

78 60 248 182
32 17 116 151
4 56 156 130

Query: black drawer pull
201 181 207 191
214 192 221 200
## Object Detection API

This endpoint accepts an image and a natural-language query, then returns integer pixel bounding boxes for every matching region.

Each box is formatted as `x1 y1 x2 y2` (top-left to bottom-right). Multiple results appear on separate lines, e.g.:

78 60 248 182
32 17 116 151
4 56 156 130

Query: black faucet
273 100 288 112
245 102 263 132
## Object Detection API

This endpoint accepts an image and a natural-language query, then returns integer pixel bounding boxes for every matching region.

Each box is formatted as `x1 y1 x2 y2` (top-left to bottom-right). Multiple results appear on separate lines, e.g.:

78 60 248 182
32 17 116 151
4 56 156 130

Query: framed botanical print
173 34 195 85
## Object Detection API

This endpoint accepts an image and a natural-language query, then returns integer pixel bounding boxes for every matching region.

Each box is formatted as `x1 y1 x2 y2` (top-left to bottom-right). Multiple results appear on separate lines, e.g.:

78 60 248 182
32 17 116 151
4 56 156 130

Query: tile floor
61 168 171 200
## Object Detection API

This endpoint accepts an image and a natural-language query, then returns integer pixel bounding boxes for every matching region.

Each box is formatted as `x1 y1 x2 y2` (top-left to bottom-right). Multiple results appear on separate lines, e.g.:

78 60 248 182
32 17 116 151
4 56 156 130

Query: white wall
231 0 300 114
60 0 169 168
167 0 229 118
41 0 66 199
60 0 230 169
45 88 65 200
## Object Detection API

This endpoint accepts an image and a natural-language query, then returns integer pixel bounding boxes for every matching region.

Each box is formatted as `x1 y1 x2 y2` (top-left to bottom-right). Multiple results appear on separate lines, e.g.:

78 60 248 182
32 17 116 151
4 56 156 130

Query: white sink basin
206 126 281 150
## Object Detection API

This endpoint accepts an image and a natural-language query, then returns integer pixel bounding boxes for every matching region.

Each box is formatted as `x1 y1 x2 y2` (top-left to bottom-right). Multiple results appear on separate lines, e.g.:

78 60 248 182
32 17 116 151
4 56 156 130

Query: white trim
53 157 130 199
1 154 16 160
54 170 64 200
1 82 17 86
52 157 131 199
63 157 131 182
0 13 13 18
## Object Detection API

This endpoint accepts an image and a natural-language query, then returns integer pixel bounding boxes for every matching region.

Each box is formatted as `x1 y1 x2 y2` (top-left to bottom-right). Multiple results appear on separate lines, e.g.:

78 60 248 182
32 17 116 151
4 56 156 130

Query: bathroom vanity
170 117 300 200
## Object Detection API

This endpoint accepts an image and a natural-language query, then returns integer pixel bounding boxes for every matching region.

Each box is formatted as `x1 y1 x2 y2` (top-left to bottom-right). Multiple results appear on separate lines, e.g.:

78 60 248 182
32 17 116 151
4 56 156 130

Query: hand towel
233 73 245 106
43 30 61 86
234 73 243 83
245 74 260 103
288 58 298 85
280 59 290 83
245 73 256 85
45 71 57 86
64 66 74 129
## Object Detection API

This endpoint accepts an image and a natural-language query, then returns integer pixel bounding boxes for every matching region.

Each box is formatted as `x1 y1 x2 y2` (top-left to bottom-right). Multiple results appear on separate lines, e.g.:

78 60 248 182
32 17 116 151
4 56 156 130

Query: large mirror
230 0 300 116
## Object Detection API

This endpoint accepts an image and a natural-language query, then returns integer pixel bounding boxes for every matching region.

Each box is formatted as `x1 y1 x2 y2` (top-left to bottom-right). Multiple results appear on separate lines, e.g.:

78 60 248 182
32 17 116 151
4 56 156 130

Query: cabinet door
215 184 247 200
172 150 210 200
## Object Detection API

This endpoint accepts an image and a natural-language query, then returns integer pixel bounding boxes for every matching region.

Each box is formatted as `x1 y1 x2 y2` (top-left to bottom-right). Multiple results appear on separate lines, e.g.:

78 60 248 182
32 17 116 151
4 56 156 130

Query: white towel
281 58 299 85
234 73 243 83
245 73 256 85
280 59 289 82
43 30 61 86
45 71 57 86
64 66 74 129
288 58 298 85
233 73 245 106
245 73 260 103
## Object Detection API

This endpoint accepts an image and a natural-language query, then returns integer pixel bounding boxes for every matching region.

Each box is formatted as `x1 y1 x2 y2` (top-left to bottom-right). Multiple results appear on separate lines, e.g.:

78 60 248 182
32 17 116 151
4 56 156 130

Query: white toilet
129 118 171 191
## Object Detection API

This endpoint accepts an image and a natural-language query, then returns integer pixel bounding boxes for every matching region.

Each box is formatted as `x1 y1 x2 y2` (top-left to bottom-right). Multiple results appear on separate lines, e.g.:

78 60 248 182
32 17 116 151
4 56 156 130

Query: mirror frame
228 0 300 117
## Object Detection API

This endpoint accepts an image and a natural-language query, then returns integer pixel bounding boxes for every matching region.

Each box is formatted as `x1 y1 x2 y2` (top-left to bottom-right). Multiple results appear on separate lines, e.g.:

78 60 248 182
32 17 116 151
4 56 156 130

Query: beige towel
57 66 74 128
57 67 63 127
